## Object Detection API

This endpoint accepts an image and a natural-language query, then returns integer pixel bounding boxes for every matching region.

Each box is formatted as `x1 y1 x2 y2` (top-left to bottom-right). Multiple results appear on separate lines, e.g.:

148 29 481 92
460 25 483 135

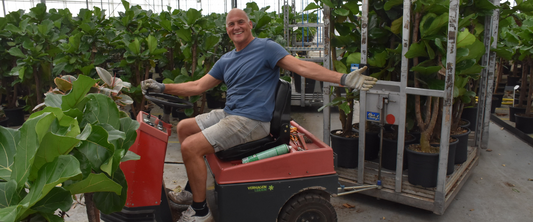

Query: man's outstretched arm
141 74 223 96
277 55 377 91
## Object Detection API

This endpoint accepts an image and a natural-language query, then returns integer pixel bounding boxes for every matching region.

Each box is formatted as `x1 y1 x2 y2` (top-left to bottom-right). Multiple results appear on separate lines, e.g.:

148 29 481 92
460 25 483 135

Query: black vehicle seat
215 79 291 161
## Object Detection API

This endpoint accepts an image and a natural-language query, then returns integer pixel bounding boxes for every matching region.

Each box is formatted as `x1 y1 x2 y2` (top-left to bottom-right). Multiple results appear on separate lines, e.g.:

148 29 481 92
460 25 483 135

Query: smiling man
141 8 376 222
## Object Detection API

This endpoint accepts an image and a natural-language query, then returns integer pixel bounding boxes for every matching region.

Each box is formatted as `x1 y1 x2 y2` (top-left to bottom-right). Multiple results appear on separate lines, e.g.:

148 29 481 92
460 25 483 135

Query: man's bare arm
163 74 222 97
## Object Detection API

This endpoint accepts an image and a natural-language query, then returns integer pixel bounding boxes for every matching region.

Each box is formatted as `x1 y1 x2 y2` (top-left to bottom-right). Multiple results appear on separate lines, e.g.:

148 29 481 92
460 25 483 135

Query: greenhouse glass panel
0 0 312 17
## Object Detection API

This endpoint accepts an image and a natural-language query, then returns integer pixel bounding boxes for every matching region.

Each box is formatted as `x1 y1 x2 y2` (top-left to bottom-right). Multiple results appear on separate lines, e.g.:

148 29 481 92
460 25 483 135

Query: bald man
141 8 376 222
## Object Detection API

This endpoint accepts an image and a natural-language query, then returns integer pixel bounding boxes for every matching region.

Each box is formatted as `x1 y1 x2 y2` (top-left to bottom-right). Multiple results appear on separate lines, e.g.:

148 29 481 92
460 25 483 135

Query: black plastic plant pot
330 130 359 168
406 146 439 187
0 117 8 127
206 94 225 109
406 139 458 188
380 133 416 171
461 107 478 131
491 97 499 113
515 114 533 134
509 106 526 122
293 72 316 93
507 76 520 86
460 119 470 129
453 127 471 164
4 107 25 126
353 128 380 160
493 93 504 108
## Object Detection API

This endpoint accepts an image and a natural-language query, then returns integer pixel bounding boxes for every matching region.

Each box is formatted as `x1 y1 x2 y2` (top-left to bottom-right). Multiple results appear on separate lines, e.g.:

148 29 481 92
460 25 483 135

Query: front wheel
278 193 337 222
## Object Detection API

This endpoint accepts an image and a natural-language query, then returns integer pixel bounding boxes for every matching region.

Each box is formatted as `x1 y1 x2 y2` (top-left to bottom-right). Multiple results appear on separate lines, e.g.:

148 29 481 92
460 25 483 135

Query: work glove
141 79 165 94
340 66 378 91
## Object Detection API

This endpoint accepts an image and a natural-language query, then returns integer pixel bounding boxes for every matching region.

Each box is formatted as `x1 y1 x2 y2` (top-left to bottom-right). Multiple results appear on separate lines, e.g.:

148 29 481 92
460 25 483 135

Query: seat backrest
269 79 291 142
213 79 291 161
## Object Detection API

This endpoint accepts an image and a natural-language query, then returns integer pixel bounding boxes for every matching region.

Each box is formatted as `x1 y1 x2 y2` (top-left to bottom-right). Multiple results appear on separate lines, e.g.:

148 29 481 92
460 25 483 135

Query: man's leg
179 129 214 203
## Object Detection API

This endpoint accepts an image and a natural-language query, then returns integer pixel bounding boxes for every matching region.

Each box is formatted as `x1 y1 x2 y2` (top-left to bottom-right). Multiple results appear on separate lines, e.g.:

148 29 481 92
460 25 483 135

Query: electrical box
364 83 402 125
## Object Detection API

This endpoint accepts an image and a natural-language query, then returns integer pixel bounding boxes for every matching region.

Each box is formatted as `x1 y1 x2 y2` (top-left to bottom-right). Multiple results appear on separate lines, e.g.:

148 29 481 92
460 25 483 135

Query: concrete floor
65 105 533 222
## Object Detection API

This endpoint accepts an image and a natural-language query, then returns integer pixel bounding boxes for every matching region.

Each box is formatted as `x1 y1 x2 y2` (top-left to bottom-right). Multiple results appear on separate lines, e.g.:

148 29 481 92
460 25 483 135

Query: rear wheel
278 193 337 222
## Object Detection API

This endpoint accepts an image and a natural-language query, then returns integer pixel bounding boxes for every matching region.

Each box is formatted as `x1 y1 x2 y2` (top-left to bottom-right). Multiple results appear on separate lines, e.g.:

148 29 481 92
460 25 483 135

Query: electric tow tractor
102 79 380 222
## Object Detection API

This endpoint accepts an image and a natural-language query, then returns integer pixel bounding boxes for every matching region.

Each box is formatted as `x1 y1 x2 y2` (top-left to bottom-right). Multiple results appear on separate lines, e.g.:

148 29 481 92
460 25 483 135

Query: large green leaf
346 53 361 65
94 169 128 214
391 17 403 35
405 42 428 58
333 60 347 74
491 47 514 61
118 117 140 151
384 0 403 11
176 28 192 42
186 8 202 26
475 0 498 10
0 180 20 208
44 93 63 108
461 39 485 62
334 8 349 16
420 13 448 38
368 50 388 68
61 75 97 111
0 127 19 180
456 29 476 48
76 124 114 171
37 19 54 36
64 173 121 195
147 35 157 54
128 38 141 55
31 187 72 213
8 47 25 58
11 113 55 190
203 34 221 51
19 155 81 210
0 205 21 222
82 94 121 129
304 2 321 11
410 61 442 75
29 132 80 181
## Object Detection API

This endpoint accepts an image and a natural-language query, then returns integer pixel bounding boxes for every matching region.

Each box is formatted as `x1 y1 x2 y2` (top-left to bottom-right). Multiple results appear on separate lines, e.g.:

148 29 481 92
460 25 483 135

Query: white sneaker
168 190 193 210
177 206 214 222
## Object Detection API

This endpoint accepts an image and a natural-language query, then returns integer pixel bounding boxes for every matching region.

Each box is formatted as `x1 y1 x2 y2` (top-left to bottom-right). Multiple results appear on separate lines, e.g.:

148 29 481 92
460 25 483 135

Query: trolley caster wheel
278 193 337 222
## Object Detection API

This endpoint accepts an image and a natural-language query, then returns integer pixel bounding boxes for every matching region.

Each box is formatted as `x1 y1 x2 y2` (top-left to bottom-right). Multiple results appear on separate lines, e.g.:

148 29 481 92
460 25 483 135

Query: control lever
143 112 155 127
157 115 165 131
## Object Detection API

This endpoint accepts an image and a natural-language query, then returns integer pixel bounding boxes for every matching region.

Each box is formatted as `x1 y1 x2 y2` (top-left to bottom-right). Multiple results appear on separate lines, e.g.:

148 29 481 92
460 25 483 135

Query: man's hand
141 79 165 94
340 66 378 91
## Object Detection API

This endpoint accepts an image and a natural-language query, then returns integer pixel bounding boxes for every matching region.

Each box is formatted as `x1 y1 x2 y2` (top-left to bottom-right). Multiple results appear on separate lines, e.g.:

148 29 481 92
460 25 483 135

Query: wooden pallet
336 145 478 211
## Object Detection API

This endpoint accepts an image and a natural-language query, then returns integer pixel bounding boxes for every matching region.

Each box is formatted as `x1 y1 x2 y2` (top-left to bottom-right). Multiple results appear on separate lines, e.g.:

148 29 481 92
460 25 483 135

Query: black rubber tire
278 193 337 222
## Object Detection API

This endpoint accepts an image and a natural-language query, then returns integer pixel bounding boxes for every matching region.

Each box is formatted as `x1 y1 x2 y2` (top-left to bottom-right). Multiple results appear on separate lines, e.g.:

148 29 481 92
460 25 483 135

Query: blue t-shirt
208 38 289 122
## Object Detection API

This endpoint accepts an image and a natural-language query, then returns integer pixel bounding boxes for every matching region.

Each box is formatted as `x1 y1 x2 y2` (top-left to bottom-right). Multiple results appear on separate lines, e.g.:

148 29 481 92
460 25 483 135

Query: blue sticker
366 112 380 121
350 64 359 72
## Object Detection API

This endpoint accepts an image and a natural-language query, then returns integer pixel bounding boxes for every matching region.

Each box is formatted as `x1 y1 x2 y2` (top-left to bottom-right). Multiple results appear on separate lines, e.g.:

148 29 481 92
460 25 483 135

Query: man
141 8 377 222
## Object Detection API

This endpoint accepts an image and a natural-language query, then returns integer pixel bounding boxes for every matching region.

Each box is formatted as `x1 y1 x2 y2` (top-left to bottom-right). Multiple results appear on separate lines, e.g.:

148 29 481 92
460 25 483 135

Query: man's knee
180 132 215 158
177 118 200 138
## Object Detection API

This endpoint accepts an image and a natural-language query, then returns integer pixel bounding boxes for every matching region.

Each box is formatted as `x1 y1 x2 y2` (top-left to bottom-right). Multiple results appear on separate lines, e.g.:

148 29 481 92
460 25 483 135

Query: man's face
226 11 253 46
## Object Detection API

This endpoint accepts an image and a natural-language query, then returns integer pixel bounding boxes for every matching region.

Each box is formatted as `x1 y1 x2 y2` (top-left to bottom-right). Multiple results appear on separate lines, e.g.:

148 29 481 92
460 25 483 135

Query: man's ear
249 20 253 29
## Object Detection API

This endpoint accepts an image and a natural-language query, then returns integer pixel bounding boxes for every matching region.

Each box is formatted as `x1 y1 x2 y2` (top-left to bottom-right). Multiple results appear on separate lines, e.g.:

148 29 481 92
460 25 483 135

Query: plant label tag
366 111 380 121
350 64 359 72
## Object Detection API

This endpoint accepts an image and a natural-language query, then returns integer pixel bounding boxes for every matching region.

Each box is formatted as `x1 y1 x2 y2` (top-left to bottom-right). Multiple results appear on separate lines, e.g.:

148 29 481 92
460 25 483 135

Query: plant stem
85 193 100 222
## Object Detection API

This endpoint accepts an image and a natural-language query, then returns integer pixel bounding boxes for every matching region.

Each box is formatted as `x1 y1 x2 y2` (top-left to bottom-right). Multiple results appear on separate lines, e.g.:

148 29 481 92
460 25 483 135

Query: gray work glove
141 79 165 94
340 66 378 91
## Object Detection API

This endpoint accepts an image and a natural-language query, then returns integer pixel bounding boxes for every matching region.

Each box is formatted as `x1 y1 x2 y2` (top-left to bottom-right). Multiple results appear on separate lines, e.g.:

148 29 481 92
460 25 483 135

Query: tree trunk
519 60 528 106
522 58 533 115
85 193 100 222
34 66 43 105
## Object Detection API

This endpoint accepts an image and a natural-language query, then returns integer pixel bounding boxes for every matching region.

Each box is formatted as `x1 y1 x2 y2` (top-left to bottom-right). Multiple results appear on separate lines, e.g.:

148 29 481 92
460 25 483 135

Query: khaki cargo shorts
195 109 270 152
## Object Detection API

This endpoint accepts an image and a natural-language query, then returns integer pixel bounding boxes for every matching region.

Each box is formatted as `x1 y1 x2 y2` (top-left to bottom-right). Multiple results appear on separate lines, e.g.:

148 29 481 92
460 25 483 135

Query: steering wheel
144 93 193 122
144 93 193 109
